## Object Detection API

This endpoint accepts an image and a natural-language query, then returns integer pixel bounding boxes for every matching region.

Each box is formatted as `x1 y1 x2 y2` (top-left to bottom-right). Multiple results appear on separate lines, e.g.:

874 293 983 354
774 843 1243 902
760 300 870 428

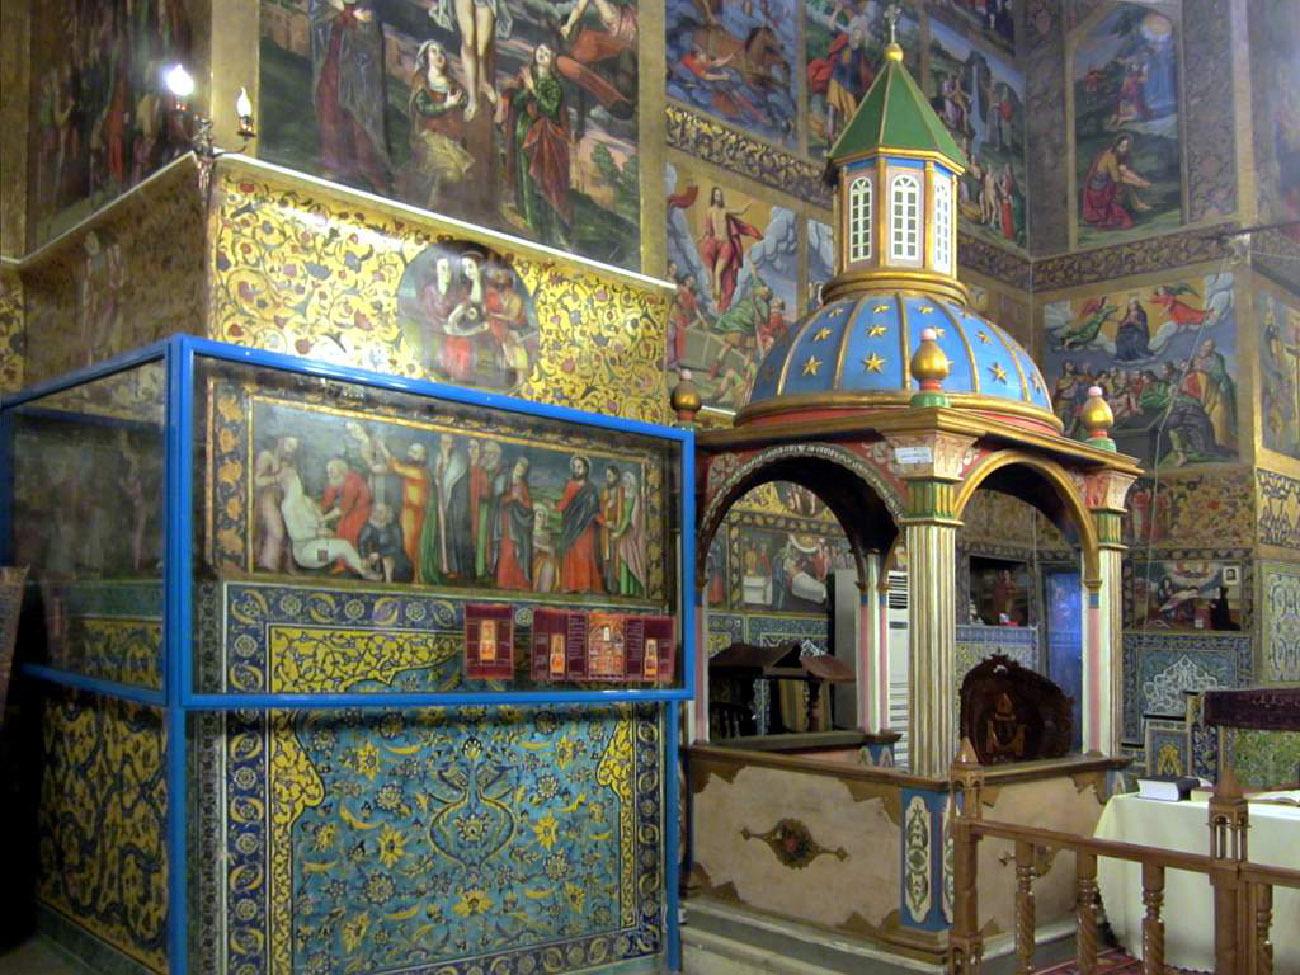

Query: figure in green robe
500 44 572 247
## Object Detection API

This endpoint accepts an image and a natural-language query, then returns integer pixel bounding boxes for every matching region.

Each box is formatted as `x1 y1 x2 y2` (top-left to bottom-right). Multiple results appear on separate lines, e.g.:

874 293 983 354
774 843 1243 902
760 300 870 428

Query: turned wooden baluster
948 740 985 975
1141 861 1165 975
1254 883 1273 975
948 816 984 974
1014 840 1037 975
1075 851 1099 975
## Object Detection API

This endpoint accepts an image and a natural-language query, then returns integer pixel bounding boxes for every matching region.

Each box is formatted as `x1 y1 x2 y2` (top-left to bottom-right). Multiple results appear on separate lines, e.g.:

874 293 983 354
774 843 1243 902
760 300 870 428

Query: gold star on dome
867 323 889 337
863 352 886 373
802 356 822 376
933 327 946 338
989 362 1008 383
873 303 890 313
976 331 992 344
813 327 833 341
919 304 935 314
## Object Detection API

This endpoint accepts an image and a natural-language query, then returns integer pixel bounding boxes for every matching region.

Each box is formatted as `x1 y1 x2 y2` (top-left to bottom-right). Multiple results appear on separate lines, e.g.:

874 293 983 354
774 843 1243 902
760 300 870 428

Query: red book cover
464 604 515 680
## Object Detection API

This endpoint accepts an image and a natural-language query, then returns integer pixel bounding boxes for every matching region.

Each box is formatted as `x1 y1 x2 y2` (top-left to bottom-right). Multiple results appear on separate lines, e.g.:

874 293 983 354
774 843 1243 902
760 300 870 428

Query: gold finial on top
669 369 702 425
1081 385 1116 450
910 327 950 408
911 328 950 388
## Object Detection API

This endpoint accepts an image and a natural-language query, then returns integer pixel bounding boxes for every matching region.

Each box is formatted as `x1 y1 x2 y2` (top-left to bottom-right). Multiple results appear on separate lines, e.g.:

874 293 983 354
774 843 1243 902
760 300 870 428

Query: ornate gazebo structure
681 37 1143 778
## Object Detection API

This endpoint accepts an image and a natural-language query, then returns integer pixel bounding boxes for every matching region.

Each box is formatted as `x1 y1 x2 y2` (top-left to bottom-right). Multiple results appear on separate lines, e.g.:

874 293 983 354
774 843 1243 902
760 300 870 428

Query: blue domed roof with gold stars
740 292 1058 429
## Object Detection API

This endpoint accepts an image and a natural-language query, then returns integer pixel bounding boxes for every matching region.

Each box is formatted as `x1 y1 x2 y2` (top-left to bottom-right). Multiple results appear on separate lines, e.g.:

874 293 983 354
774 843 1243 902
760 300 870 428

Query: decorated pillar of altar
888 429 976 777
1080 388 1135 754
859 553 886 734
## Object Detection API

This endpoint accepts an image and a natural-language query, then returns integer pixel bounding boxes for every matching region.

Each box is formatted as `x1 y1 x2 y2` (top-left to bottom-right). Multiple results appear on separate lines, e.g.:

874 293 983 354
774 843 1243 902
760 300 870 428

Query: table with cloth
1094 792 1300 971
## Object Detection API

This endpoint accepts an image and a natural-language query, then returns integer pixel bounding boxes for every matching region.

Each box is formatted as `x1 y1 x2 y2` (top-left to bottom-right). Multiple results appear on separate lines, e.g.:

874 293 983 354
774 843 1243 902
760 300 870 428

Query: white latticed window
849 175 872 263
890 173 921 262
933 175 953 273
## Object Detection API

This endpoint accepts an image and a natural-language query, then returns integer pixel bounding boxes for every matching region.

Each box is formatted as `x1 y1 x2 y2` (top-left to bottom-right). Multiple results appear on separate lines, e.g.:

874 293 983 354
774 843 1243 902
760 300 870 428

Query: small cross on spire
885 3 902 44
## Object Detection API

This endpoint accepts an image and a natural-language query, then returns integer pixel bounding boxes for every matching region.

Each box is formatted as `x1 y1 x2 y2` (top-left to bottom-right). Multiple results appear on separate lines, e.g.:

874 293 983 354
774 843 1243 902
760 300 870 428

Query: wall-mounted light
235 87 256 140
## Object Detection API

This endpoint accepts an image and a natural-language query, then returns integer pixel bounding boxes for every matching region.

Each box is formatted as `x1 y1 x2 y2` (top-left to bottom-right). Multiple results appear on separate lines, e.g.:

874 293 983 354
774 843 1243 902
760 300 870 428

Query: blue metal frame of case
1 334 694 975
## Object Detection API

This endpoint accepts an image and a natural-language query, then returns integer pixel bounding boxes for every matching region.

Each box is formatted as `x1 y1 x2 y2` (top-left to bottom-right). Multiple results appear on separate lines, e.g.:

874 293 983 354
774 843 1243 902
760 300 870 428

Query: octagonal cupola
824 13 967 306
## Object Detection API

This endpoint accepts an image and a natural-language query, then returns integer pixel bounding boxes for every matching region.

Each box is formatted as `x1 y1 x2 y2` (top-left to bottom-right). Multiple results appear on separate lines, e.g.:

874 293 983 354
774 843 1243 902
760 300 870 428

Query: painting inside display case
200 357 684 692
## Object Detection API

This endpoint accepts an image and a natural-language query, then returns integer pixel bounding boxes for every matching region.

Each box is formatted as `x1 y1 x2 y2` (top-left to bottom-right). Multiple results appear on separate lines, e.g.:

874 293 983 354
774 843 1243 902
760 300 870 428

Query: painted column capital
883 431 978 483
1083 470 1137 514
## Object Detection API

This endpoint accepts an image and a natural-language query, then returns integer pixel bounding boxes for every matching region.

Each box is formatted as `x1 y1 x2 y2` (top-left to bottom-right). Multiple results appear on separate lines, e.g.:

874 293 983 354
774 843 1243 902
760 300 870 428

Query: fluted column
1082 465 1136 754
904 477 962 777
859 554 886 733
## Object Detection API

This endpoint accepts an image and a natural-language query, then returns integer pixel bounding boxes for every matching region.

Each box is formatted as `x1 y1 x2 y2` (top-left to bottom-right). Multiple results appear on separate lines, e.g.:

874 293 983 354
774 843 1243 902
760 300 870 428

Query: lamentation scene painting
665 163 797 410
1072 3 1183 246
259 0 640 268
1044 273 1237 468
224 394 662 600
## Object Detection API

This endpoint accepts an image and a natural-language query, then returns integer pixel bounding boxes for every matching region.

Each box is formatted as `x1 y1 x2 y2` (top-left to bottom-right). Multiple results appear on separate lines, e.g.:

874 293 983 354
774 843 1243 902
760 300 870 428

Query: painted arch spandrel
258 0 641 269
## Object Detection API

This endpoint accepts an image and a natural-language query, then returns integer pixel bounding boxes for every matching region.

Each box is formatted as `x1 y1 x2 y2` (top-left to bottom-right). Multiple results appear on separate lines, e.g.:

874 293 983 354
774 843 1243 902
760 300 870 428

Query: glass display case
2 337 693 975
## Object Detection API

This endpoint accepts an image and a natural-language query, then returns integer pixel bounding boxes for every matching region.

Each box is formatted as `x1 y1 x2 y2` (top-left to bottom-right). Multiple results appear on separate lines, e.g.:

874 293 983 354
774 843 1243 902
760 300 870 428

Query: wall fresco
1071 4 1183 247
1258 470 1300 552
808 218 834 312
665 161 798 409
1043 273 1237 468
259 0 640 269
209 164 670 421
395 239 540 393
1259 289 1300 461
27 0 193 245
1128 559 1242 632
927 16 1026 249
804 0 920 158
207 383 671 605
930 0 1014 51
37 692 167 975
0 270 22 392
1124 470 1255 550
22 163 205 386
1248 0 1300 242
726 521 851 613
666 0 798 149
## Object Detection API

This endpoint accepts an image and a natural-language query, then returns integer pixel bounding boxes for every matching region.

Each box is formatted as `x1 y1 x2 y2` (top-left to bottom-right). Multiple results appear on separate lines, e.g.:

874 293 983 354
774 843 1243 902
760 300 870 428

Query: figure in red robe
1081 134 1151 230
556 455 603 593
1151 284 1206 327
495 457 534 590
698 186 763 312
321 458 373 571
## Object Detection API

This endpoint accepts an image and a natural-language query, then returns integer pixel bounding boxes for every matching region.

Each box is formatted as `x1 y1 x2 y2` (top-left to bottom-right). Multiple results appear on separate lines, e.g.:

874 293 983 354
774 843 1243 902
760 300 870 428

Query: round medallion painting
397 239 540 393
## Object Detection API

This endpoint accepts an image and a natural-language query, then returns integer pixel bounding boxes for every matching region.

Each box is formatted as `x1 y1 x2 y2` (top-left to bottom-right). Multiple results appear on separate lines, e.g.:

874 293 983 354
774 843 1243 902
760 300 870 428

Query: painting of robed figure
259 0 641 268
229 393 664 600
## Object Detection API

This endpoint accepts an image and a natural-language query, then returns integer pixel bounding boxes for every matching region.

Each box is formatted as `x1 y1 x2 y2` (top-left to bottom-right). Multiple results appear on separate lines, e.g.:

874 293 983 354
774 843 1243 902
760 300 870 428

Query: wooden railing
947 742 1300 975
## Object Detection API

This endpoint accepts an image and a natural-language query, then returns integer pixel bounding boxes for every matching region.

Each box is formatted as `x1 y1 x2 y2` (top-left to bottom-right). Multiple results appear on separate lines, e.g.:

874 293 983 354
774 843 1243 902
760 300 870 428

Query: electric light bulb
165 63 195 99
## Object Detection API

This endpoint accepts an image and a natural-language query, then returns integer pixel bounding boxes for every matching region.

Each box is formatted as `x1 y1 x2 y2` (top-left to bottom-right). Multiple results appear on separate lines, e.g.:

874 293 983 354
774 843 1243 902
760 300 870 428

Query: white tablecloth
1095 793 1300 971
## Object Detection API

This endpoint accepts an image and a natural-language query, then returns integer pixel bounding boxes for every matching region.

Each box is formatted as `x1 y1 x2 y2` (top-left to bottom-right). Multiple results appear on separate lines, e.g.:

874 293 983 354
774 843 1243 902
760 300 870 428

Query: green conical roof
827 45 966 178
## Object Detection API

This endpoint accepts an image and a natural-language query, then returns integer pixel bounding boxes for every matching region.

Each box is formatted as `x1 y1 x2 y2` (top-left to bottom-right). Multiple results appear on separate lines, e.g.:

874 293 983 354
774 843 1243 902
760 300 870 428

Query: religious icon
480 619 497 661
549 633 566 678
643 638 658 679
